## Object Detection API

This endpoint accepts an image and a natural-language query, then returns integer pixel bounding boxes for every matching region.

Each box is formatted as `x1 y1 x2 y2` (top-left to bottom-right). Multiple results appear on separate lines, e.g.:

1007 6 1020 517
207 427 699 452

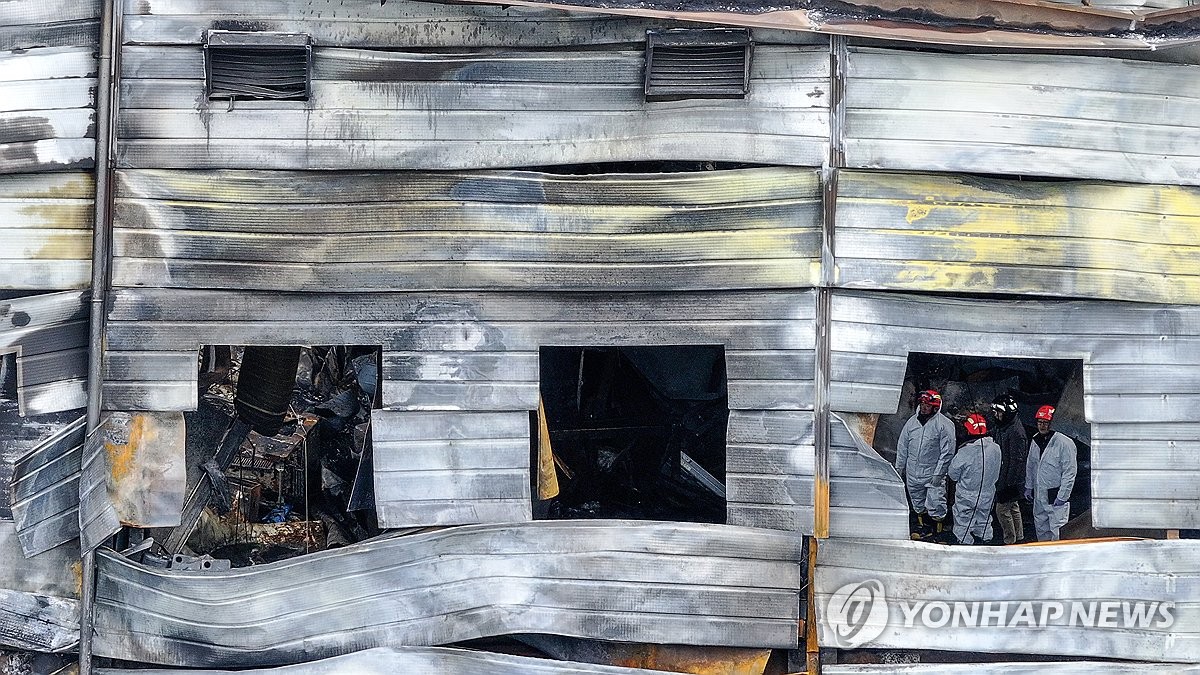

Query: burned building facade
2 0 1200 672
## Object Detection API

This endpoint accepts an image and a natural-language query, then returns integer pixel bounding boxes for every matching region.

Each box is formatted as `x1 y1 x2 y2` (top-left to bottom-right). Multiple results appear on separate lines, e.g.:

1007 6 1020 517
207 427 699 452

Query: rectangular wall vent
205 31 312 101
644 28 751 101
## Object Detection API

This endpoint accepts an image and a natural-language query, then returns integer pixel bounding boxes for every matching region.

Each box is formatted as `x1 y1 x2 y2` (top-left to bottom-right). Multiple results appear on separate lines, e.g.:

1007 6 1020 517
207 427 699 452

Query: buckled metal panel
835 171 1200 305
845 48 1200 186
93 521 804 667
816 538 1200 663
98 646 667 674
10 416 85 557
0 290 89 415
0 521 80 652
829 289 1200 529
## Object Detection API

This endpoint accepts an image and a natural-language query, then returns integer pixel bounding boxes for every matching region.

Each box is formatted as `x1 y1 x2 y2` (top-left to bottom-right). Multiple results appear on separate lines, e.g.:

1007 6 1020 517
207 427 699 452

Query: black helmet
991 393 1018 416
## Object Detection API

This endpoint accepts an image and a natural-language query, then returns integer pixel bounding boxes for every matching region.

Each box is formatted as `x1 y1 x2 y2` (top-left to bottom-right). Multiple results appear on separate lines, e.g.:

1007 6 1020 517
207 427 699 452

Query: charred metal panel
0 290 89 415
829 290 1200 529
104 287 819 531
835 171 1200 305
404 0 1200 49
845 48 1200 186
10 417 85 557
109 167 822 291
93 521 803 666
0 173 94 290
0 0 99 52
116 46 828 169
0 47 97 174
0 522 80 652
816 539 1200 662
98 646 668 674
122 0 821 48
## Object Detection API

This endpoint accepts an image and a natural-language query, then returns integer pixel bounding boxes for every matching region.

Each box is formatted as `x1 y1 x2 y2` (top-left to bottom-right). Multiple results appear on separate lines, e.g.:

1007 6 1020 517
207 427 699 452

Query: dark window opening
0 352 15 402
876 353 1091 543
136 345 380 568
535 345 728 524
645 28 751 101
205 31 311 101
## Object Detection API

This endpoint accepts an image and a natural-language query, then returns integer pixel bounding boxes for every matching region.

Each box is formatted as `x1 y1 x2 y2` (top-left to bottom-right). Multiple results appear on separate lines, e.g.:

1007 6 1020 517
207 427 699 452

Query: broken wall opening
875 352 1090 542
535 345 728 524
159 345 382 567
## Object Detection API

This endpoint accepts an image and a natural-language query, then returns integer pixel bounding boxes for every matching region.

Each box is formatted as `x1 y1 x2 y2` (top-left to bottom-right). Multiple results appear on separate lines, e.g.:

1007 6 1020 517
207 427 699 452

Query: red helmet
964 413 988 436
918 390 942 407
1035 405 1055 422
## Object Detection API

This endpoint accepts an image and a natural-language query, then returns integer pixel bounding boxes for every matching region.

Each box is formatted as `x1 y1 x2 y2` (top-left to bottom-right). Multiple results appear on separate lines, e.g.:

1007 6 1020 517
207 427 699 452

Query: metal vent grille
205 31 311 101
644 29 751 101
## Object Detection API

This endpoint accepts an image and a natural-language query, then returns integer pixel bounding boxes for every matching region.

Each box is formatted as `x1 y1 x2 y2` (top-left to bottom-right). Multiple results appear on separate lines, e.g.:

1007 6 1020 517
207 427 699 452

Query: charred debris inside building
2 0 1200 673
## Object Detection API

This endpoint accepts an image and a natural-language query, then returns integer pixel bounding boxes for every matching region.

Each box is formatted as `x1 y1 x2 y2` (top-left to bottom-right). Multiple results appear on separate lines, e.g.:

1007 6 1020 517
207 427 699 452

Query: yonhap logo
826 580 888 648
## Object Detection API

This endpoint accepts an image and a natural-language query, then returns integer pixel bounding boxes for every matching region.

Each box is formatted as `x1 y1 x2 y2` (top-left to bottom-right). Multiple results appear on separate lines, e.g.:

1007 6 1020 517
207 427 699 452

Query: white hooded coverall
948 437 1002 545
895 411 956 520
1026 431 1077 541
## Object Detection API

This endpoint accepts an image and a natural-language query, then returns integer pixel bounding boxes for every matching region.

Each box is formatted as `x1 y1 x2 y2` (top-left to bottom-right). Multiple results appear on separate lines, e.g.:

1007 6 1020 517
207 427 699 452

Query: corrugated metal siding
10 417 84 557
829 290 1200 529
0 521 80 652
0 290 89 415
845 48 1200 186
110 168 822 291
99 647 666 674
117 45 828 169
815 538 1200 663
834 171 1200 305
93 521 804 666
0 173 93 290
104 288 819 530
121 0 821 48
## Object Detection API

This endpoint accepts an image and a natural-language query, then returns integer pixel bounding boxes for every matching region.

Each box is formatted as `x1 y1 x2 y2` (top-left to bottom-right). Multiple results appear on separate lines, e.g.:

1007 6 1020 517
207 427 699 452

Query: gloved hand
1024 488 1033 501
1053 497 1068 507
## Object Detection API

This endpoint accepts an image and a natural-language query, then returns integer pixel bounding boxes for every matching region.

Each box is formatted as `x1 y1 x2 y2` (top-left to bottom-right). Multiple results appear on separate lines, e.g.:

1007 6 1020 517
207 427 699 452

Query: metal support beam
80 1 122 672
814 34 847 540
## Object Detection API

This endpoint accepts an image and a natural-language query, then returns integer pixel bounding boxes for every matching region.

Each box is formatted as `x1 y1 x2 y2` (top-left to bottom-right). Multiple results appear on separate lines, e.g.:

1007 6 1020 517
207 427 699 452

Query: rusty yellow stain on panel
838 171 1200 304
105 413 151 483
70 560 83 597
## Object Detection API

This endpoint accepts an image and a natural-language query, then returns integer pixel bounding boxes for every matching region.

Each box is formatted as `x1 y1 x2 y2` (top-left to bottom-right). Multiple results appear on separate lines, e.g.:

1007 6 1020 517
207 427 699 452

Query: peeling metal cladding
815 539 1200 662
0 521 81 653
121 0 824 48
843 48 1200 186
117 42 830 170
97 646 672 674
828 289 1200 530
372 0 1200 48
0 45 98 174
10 416 85 558
0 170 95 292
92 521 804 667
109 167 824 290
0 289 89 415
834 171 1200 305
826 664 1200 674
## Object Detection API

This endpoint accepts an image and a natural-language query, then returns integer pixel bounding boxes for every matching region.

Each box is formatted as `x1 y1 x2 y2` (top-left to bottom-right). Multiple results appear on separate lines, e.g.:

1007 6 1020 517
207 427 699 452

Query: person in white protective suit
948 413 1002 545
894 389 956 538
1024 405 1078 541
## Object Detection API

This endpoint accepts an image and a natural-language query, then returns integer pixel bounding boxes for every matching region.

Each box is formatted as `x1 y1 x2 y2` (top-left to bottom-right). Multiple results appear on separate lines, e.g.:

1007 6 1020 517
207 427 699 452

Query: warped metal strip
78 417 121 552
93 521 804 667
10 416 85 558
815 538 1200 663
97 646 666 674
828 289 1200 529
